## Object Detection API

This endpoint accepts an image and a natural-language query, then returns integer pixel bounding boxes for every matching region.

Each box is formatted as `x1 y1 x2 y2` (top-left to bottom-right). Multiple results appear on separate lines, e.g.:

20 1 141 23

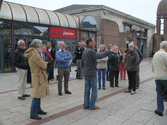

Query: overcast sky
6 0 161 25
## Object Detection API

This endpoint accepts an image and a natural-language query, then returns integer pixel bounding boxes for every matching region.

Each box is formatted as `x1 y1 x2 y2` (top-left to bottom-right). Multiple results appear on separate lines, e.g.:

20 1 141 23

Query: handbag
72 57 77 63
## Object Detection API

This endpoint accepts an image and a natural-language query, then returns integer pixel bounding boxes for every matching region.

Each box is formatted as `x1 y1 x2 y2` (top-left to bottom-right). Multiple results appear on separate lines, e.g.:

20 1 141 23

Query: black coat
108 52 120 71
13 47 28 69
75 48 84 59
49 48 56 61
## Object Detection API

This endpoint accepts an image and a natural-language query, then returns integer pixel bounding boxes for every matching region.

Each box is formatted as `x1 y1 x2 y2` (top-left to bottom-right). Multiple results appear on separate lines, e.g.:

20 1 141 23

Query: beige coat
97 51 108 69
24 47 50 98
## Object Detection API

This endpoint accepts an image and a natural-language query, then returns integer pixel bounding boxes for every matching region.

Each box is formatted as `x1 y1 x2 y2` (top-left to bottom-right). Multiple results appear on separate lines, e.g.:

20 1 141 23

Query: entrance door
0 37 3 73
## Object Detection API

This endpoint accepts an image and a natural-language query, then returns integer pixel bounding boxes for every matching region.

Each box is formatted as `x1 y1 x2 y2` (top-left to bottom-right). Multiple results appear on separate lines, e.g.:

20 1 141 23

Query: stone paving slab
1 58 166 125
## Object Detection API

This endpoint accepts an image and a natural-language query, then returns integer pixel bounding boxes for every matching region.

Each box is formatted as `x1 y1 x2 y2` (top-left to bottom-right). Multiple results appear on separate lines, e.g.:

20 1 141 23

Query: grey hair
18 40 24 45
58 42 65 49
29 39 42 48
160 41 167 49
128 43 134 47
81 42 86 45
113 45 118 48
41 44 46 48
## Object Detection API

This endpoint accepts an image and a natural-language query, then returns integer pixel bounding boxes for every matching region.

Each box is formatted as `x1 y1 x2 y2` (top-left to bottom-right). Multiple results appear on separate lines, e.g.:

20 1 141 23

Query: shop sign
50 27 76 39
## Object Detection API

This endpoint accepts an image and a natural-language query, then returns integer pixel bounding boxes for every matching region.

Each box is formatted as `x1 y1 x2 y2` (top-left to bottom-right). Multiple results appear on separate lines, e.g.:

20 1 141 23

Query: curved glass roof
0 1 98 30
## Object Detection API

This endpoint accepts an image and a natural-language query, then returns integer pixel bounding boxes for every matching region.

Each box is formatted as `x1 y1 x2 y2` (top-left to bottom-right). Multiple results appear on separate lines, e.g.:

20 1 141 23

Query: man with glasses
14 40 30 100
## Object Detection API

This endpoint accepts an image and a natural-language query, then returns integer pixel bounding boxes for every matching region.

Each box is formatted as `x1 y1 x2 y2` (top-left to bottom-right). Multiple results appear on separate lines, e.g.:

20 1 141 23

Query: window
81 16 98 30
14 22 32 35
0 20 11 34
34 26 49 36
161 19 164 35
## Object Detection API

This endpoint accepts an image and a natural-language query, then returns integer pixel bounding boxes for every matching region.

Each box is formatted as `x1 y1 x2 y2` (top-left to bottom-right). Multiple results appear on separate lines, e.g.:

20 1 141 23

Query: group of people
16 36 167 120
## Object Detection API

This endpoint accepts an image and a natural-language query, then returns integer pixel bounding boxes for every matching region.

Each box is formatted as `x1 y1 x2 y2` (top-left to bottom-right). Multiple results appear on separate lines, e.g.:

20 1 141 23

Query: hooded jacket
24 47 50 98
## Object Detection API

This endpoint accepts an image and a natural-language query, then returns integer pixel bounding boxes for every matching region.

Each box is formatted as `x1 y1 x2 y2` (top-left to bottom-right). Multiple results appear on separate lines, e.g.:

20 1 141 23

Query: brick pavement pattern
0 58 167 125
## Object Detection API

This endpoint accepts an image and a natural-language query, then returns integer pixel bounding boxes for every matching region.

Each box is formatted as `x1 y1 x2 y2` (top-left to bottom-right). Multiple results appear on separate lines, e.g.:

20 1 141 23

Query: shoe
98 87 101 90
154 110 163 116
30 115 42 120
124 90 131 93
18 97 25 100
115 85 119 87
90 106 100 110
103 88 105 90
59 92 62 96
37 110 47 115
50 79 54 81
65 91 71 94
83 107 89 109
131 91 136 95
22 94 30 97
110 86 114 88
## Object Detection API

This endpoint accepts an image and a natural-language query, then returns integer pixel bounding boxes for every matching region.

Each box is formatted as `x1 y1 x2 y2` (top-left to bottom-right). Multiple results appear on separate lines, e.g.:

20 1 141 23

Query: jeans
30 98 42 116
97 69 106 88
155 80 167 113
127 71 137 91
106 62 110 79
77 59 83 79
83 76 97 109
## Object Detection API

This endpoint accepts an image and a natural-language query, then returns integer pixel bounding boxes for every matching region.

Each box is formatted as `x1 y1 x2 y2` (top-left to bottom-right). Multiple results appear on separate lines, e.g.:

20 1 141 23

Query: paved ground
0 58 167 125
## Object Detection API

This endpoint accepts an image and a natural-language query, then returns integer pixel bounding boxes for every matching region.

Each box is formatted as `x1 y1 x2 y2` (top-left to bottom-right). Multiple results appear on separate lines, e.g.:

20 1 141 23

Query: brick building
54 5 155 57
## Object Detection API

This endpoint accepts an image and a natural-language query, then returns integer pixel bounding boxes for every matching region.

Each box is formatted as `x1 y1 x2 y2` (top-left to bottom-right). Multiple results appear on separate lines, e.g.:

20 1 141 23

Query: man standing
75 42 84 79
46 42 54 81
131 41 143 89
82 37 112 110
56 42 72 96
152 41 167 116
14 40 30 100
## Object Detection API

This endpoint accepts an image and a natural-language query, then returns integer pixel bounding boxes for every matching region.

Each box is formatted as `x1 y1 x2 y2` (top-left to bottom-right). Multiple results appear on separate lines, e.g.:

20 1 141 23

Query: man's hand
110 49 113 52
62 57 63 59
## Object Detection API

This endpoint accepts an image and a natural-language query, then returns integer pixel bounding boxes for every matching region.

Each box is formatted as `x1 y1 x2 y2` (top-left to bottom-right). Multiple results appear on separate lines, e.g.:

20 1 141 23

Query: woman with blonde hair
106 44 112 81
97 44 108 90
24 39 50 120
120 47 126 80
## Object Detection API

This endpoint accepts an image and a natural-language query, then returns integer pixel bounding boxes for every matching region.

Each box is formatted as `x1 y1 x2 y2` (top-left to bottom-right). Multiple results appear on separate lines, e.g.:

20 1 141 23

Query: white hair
29 39 42 48
160 41 167 49
128 43 134 47
81 42 86 45
113 45 118 48
18 40 24 45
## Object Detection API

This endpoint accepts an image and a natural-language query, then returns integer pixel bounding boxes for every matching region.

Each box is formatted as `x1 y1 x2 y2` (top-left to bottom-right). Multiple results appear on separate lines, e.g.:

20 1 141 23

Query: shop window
14 22 32 35
34 26 49 36
0 20 11 34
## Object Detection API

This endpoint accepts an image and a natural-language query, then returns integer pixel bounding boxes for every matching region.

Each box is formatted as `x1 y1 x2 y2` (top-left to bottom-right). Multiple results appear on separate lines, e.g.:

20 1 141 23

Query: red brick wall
101 19 120 48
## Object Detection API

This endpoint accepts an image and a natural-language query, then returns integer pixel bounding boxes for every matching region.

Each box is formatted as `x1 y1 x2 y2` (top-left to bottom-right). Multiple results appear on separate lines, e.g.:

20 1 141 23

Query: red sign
50 27 76 39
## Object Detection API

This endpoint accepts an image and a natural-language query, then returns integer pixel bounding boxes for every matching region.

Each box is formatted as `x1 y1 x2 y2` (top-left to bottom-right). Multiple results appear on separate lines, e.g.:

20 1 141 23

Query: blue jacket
56 50 72 68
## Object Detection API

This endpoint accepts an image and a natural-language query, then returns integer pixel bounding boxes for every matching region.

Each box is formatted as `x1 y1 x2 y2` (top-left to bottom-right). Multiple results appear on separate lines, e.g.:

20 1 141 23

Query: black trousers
110 70 119 87
127 71 137 91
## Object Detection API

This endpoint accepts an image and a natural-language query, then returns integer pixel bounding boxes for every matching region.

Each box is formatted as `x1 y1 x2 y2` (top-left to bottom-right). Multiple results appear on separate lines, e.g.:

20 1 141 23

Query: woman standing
97 44 108 90
120 47 126 80
124 43 139 95
24 39 50 120
106 44 112 81
41 44 52 83
108 45 120 87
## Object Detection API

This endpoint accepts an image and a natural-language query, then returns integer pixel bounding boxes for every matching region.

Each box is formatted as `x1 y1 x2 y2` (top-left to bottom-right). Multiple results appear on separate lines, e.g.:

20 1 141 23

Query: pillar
156 17 161 51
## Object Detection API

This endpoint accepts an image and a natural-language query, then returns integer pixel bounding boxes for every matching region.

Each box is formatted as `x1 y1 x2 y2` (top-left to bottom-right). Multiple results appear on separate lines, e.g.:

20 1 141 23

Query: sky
5 0 161 25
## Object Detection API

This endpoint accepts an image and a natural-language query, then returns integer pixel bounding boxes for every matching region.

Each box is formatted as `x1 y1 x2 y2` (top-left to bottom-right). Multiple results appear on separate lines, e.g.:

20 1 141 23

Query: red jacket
46 49 53 60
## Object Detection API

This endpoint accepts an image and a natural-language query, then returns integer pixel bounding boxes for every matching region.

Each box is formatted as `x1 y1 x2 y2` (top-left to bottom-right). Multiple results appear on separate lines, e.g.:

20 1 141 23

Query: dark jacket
13 47 28 69
125 50 139 71
42 52 52 73
134 47 143 64
49 48 56 61
82 46 112 77
75 48 84 59
108 52 120 71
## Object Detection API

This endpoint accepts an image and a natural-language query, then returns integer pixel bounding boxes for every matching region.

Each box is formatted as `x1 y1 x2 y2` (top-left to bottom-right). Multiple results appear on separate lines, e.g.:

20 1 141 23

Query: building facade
0 1 98 73
55 5 155 57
